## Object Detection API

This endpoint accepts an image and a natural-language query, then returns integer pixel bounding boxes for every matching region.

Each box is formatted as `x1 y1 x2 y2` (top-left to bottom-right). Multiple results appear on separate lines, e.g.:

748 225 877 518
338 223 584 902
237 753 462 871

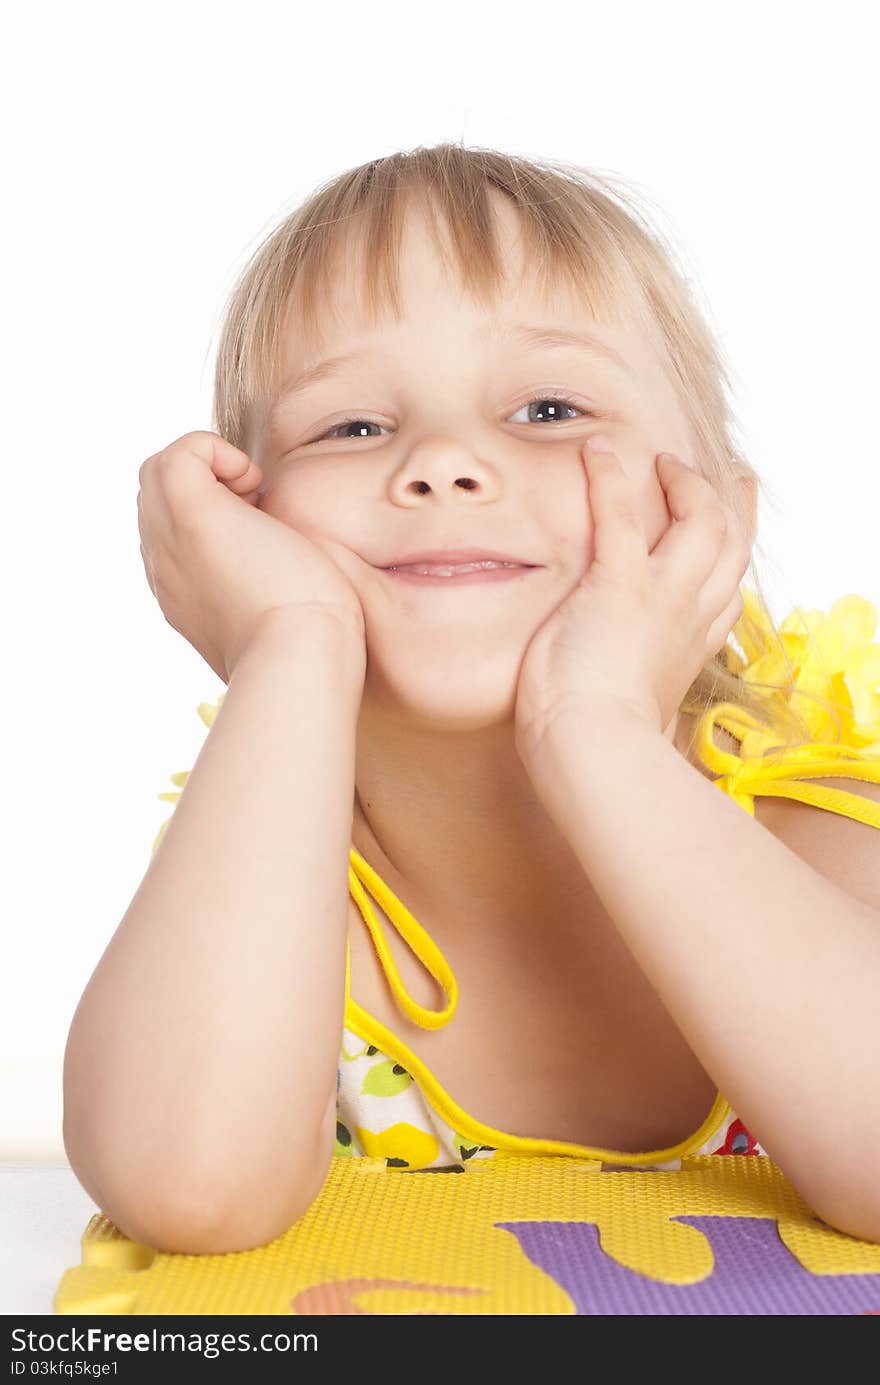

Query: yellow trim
694 701 880 822
342 993 732 1167
344 853 732 1168
733 776 880 826
348 846 458 1030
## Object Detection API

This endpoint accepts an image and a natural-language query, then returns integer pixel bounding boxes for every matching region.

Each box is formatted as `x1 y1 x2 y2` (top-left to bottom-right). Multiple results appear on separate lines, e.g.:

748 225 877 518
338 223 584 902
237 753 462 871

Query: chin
361 660 520 735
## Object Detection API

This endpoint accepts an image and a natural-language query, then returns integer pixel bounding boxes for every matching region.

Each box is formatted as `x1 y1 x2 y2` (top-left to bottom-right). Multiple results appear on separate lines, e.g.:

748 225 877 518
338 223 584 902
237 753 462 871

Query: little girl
63 143 880 1256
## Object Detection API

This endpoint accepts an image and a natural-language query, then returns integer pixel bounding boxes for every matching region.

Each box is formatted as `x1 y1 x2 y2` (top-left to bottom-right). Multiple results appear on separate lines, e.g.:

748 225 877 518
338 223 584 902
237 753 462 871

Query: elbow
153 1173 332 1257
62 1077 339 1257
807 1193 880 1247
118 1199 306 1258
195 1122 338 1255
79 1141 335 1258
791 1161 880 1246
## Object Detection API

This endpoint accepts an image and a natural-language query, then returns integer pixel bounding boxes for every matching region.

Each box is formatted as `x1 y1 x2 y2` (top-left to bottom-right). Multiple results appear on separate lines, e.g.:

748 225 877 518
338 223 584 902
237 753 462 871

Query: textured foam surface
55 1153 880 1315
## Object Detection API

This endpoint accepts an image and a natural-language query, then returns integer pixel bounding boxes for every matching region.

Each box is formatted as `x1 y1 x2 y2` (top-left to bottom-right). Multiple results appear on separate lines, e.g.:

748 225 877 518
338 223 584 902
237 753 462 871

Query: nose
389 437 495 503
410 475 477 494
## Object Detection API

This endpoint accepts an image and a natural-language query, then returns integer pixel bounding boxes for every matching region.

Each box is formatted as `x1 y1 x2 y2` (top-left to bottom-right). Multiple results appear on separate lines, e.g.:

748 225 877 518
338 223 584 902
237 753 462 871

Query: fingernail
587 434 614 452
657 452 680 465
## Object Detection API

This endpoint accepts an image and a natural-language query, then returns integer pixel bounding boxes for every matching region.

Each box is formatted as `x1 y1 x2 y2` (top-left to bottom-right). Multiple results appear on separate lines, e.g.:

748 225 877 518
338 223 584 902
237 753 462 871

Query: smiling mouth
382 562 538 586
387 559 528 576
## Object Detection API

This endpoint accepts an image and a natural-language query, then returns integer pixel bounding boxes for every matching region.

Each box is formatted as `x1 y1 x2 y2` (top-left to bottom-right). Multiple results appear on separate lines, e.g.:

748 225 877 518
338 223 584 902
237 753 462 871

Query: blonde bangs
214 146 660 451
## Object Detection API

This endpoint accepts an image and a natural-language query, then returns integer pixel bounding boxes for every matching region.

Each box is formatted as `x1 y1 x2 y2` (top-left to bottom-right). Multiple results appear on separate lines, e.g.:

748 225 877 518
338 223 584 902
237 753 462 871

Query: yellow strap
346 845 459 1030
343 701 880 1028
694 701 880 824
343 999 734 1167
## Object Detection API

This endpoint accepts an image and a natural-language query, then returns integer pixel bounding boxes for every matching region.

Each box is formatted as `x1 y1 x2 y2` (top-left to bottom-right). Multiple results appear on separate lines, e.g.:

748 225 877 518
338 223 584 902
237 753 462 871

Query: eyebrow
484 320 632 374
269 319 631 419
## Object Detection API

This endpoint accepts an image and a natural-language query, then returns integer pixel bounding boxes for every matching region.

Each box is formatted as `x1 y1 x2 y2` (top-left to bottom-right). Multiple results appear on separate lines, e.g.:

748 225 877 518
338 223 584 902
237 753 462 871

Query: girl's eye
310 393 588 443
316 418 388 442
507 393 587 425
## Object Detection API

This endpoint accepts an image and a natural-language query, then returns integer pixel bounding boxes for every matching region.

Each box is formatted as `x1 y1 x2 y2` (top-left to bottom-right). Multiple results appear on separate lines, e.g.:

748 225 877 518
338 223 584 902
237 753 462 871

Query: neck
352 703 694 932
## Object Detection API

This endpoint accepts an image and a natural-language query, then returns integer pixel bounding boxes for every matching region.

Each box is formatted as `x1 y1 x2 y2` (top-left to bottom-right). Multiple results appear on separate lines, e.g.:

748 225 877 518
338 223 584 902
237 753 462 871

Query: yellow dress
151 590 880 1175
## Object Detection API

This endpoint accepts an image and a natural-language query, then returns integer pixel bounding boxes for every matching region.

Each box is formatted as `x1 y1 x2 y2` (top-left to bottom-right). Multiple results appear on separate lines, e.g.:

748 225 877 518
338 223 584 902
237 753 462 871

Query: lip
383 565 538 587
381 548 539 568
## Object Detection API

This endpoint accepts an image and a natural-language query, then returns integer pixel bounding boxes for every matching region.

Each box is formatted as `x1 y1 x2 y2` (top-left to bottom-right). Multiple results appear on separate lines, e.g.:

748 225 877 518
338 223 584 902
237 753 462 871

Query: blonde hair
210 141 844 760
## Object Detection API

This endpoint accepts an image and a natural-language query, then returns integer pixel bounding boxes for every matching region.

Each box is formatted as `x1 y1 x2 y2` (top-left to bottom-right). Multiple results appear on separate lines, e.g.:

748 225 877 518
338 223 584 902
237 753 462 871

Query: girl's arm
520 710 880 1244
63 607 366 1254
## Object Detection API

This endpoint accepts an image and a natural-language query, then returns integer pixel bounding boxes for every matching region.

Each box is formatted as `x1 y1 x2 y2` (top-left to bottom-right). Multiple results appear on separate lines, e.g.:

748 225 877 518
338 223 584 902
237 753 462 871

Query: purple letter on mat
496 1216 880 1315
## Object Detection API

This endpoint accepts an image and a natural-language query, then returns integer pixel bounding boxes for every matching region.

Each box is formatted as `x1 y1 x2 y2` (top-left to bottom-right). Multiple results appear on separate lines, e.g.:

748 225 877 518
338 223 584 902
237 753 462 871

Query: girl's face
254 194 696 732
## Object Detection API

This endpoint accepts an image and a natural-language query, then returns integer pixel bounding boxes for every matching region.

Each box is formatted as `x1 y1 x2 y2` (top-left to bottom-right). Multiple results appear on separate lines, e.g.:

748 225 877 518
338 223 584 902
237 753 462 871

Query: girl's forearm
63 608 366 1251
519 711 880 1242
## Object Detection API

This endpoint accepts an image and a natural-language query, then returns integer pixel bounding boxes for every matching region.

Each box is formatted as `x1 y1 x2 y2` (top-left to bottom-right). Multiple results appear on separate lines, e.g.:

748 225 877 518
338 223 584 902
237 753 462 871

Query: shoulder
678 709 880 913
683 587 880 911
752 773 880 913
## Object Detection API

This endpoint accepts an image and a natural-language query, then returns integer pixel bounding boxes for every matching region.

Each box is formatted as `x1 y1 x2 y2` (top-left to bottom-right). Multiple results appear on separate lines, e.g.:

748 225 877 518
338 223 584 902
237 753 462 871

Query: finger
235 485 262 506
583 441 647 576
204 432 262 492
156 431 262 495
705 584 745 658
698 527 752 635
221 461 263 497
139 541 156 596
663 454 754 625
649 454 728 590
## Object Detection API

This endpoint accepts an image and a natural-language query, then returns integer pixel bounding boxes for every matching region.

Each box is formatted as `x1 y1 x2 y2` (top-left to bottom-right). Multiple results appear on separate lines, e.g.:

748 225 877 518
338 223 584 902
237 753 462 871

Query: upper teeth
391 560 521 576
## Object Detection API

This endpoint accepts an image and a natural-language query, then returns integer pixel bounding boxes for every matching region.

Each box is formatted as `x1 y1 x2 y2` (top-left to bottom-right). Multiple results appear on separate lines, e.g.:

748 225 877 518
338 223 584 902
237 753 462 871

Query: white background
2 0 878 1162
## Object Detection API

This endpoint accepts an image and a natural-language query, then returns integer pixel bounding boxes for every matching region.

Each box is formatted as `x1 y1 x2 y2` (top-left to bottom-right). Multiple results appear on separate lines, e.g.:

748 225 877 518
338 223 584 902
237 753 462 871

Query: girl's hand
514 436 751 760
137 431 367 684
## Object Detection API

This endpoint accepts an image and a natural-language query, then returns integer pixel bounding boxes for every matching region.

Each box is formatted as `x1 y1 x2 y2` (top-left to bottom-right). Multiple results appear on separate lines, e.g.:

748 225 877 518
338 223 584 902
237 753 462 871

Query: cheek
545 522 593 581
259 474 331 530
553 527 586 557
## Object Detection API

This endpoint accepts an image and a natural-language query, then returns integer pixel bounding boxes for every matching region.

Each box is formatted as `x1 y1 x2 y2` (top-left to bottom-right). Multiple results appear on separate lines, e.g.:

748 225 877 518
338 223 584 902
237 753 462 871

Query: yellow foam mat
55 1154 880 1315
